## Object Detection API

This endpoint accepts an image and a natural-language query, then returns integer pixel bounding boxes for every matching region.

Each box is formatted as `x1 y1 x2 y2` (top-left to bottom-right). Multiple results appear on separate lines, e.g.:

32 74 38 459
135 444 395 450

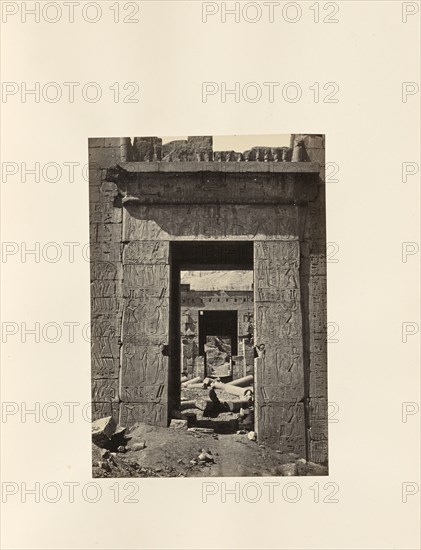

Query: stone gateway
89 134 328 464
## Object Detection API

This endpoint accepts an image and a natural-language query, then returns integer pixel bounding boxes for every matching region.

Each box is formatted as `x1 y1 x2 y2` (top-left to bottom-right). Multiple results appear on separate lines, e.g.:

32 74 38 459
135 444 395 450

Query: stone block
96 223 122 245
133 137 162 161
89 137 131 149
91 261 122 281
121 295 169 344
309 363 328 397
89 243 123 263
121 344 167 388
257 401 306 455
91 297 120 316
169 419 188 429
119 402 167 428
89 147 120 169
92 355 119 379
92 378 119 403
90 202 122 224
309 397 328 422
123 264 169 296
122 241 169 265
92 402 120 422
92 415 117 447
123 204 299 241
91 280 117 298
90 316 121 341
188 136 213 148
309 438 328 464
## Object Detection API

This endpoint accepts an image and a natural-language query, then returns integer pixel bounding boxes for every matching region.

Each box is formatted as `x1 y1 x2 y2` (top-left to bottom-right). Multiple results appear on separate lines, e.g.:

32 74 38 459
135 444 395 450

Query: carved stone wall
180 289 254 377
89 135 327 463
254 241 306 455
292 134 328 464
89 138 130 422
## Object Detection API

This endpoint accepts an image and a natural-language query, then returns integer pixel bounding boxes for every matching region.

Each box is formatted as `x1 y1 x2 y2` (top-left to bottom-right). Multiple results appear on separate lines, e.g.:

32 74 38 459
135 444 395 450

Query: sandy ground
93 422 327 478
92 388 328 478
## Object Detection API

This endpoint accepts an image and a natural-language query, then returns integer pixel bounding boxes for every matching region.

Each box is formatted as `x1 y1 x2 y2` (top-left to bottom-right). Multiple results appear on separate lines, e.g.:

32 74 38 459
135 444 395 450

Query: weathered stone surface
90 261 122 281
133 137 162 161
254 240 305 454
91 297 120 316
205 336 231 369
92 415 117 447
242 339 254 376
308 398 328 463
91 402 120 422
169 419 188 429
92 378 119 403
122 295 169 344
162 136 213 162
123 204 299 241
231 356 245 380
91 280 117 298
90 317 121 341
88 135 327 455
89 243 123 263
92 355 119 379
95 223 122 245
194 356 205 379
257 401 306 455
309 353 328 397
121 344 167 393
112 169 317 205
122 264 169 297
119 402 167 427
122 241 169 264
90 202 122 224
309 439 328 465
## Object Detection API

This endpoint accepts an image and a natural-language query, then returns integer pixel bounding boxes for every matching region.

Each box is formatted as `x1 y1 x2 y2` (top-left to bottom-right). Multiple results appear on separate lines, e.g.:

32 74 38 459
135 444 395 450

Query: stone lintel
107 161 319 205
117 161 319 174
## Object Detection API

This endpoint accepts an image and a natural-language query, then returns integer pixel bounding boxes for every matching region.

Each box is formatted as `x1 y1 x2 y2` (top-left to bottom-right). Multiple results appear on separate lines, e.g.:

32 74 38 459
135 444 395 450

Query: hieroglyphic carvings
308 398 328 464
92 401 120 422
119 241 170 426
119 402 166 428
121 344 167 389
123 205 299 242
92 378 119 403
123 241 169 265
254 240 306 454
257 399 306 454
309 352 328 397
91 317 120 379
89 136 327 460
122 295 169 345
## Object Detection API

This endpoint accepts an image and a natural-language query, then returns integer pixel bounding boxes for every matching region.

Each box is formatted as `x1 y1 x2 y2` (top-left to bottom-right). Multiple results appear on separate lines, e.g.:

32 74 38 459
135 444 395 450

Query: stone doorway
199 310 238 376
169 241 254 420
89 134 328 464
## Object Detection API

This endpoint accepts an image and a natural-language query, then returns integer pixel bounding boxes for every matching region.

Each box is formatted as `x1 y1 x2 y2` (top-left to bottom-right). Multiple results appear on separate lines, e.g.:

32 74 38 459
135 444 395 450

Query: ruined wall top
89 135 318 163
133 136 296 163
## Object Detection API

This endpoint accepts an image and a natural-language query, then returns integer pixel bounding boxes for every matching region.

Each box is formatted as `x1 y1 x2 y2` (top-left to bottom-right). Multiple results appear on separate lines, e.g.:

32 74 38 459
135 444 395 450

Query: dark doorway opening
198 310 238 356
169 241 254 432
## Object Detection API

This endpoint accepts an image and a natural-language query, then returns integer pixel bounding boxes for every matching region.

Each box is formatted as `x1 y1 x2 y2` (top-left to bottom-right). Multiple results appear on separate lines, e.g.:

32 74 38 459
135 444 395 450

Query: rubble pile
178 374 256 437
